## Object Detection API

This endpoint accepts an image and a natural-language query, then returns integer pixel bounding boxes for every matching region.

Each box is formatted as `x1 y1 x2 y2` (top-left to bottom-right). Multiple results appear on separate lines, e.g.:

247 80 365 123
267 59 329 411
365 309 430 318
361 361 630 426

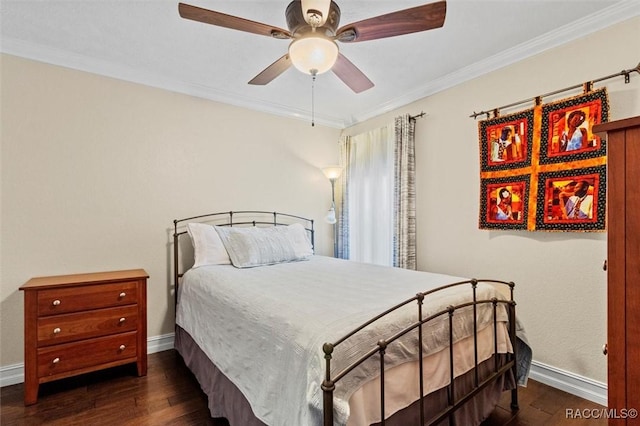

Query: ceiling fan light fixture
288 35 338 75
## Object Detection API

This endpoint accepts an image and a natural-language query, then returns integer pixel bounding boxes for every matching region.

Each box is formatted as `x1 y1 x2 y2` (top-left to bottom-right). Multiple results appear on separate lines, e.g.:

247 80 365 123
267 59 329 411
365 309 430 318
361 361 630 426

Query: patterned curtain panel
336 135 350 259
393 114 417 270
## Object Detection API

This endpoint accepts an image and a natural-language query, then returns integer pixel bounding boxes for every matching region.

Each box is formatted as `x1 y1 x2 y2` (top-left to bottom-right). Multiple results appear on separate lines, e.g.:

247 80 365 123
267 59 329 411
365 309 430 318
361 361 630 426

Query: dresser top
592 115 640 134
20 269 148 290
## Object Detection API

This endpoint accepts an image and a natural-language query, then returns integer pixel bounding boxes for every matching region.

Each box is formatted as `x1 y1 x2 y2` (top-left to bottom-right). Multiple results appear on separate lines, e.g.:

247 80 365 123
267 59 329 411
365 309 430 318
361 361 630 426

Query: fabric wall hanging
478 87 609 231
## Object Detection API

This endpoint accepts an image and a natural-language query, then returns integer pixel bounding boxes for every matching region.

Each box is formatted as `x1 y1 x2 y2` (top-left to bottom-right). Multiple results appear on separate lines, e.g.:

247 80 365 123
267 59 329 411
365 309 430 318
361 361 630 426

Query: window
346 124 394 266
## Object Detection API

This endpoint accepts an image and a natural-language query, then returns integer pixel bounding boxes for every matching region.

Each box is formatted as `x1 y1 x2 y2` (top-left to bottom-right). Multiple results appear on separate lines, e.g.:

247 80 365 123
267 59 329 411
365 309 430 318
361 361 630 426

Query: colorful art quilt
479 88 609 231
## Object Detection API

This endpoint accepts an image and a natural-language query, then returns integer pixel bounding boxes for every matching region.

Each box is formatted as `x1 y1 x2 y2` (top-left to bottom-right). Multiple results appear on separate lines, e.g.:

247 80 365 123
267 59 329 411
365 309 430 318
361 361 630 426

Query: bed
172 211 531 426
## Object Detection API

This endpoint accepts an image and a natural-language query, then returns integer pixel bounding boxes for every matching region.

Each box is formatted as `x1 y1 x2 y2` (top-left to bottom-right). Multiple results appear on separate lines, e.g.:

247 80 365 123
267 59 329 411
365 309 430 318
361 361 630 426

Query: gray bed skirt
174 326 516 426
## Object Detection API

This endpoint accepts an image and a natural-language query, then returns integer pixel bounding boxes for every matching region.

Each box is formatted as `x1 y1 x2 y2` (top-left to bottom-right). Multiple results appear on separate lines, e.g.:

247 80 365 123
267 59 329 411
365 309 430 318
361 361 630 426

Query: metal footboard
322 279 518 426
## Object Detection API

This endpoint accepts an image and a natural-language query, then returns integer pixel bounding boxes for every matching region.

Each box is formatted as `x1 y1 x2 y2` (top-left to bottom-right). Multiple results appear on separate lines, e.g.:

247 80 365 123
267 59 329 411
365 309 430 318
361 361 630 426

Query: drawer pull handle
52 300 61 306
119 292 126 298
119 317 126 323
53 327 61 334
119 345 126 351
52 357 60 364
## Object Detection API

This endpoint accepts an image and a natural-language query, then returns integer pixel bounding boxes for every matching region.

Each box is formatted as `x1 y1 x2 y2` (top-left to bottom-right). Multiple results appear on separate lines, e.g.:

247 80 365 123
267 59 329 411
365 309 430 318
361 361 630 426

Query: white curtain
337 115 417 269
346 123 395 266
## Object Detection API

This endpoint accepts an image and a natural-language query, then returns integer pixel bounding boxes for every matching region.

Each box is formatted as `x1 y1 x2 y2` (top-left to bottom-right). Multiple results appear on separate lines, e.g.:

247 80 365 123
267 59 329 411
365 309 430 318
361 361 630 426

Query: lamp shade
322 165 342 180
289 35 338 75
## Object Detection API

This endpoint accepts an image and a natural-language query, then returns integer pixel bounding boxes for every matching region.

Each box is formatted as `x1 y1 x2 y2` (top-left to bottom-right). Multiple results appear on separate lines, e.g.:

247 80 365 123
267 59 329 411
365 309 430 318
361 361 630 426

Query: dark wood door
595 116 640 425
624 122 640 422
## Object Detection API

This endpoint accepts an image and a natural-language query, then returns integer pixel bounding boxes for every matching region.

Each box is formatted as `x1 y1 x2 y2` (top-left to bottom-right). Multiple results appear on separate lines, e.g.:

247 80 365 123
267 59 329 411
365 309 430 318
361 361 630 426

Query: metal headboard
172 210 315 308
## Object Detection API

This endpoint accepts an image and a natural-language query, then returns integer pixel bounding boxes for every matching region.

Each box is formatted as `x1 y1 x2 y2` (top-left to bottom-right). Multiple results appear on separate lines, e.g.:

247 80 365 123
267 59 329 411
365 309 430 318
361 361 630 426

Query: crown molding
0 38 346 129
345 1 640 127
2 2 638 129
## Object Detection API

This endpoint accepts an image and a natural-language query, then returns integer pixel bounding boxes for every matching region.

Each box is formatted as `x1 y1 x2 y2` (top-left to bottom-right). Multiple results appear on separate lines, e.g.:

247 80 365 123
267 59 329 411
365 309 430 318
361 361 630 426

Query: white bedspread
176 255 510 426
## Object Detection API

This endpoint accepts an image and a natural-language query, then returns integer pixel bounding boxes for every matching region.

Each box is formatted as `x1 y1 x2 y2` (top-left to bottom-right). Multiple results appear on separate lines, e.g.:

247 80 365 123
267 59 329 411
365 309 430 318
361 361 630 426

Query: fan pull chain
311 70 317 127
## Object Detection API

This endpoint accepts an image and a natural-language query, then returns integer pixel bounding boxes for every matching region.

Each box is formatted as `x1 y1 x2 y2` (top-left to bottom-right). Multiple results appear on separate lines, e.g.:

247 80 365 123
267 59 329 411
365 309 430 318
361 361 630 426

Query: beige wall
0 55 341 366
343 17 640 384
2 17 639 387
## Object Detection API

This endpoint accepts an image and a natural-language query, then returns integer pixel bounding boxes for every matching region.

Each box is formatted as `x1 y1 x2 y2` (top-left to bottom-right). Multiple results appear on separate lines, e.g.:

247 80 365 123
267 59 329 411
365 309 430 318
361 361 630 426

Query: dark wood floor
1 350 606 425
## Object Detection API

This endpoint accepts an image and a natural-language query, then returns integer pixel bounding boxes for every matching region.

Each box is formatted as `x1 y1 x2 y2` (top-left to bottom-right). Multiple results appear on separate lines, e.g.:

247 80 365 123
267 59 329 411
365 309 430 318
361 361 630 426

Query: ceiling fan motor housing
285 0 341 37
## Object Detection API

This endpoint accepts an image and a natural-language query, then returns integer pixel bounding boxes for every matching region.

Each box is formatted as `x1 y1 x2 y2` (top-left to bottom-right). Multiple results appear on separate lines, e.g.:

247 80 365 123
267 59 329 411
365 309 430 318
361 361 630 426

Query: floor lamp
322 166 342 258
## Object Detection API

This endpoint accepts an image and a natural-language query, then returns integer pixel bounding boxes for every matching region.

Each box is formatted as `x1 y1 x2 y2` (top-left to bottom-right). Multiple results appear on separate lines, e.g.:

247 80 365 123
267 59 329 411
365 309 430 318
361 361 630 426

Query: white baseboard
529 360 607 406
147 332 175 354
0 362 24 388
0 333 176 388
1 347 608 408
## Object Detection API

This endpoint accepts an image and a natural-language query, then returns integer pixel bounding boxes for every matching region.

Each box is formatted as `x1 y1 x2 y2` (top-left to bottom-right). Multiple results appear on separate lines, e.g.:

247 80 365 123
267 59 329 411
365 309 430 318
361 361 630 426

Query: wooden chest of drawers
20 269 148 405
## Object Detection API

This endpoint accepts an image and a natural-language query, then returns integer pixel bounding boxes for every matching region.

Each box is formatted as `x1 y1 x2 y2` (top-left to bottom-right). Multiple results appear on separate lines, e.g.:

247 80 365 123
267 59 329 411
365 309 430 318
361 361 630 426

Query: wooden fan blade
248 54 293 85
335 0 446 43
332 53 374 93
179 3 291 39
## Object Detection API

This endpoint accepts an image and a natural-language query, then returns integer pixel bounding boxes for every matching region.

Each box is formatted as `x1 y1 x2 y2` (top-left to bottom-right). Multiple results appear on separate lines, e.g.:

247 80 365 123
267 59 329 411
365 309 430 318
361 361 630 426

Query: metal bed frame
321 279 519 426
172 211 519 426
173 210 315 307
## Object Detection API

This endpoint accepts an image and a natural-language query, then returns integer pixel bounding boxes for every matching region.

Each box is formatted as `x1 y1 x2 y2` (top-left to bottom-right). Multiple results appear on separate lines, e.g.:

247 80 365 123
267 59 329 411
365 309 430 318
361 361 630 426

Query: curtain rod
410 111 426 121
469 62 640 120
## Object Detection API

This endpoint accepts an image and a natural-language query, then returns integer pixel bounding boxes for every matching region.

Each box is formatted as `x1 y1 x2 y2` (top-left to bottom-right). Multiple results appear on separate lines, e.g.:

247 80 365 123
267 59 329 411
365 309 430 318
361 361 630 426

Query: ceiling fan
178 0 446 93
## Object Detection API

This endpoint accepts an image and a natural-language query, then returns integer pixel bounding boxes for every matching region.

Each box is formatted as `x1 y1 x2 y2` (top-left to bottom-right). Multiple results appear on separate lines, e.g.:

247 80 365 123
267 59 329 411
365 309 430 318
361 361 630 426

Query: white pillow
214 224 313 268
186 223 231 268
286 223 314 258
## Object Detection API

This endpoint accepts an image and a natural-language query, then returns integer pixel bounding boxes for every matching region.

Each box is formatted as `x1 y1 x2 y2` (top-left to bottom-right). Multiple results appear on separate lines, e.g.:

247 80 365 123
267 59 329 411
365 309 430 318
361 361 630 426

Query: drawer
37 331 137 378
37 305 138 346
37 281 139 315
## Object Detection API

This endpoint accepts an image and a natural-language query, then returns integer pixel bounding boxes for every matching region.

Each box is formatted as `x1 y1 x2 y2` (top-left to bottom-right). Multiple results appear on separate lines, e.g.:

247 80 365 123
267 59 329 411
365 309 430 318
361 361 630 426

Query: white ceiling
2 0 638 128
